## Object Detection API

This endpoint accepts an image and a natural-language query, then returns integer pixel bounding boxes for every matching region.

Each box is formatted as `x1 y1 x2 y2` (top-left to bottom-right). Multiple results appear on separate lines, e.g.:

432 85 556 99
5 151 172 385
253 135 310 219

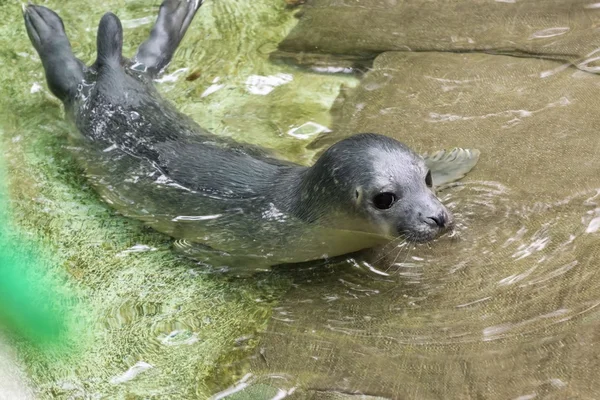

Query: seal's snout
405 204 454 242
425 212 446 228
424 209 453 230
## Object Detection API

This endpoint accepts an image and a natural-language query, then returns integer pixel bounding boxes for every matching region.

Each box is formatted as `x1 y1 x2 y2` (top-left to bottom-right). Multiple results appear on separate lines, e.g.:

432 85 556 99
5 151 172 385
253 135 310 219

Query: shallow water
3 0 600 399
1 0 354 397
243 187 600 398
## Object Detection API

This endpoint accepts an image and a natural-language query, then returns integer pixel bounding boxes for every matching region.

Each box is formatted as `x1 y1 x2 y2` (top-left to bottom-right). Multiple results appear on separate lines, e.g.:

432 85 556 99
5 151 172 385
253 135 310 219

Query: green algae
0 0 357 397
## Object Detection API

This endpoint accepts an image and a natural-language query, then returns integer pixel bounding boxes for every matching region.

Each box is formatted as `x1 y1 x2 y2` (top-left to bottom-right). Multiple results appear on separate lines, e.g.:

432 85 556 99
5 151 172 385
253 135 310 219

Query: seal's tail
134 0 204 76
23 4 85 103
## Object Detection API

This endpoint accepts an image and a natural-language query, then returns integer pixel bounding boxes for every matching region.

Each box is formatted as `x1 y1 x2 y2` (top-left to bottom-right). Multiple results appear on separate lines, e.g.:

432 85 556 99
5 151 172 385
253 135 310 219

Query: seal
23 1 472 269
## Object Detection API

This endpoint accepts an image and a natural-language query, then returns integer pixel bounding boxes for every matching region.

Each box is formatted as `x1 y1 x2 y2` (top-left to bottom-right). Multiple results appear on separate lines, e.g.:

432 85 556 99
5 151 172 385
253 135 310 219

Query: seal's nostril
426 213 446 228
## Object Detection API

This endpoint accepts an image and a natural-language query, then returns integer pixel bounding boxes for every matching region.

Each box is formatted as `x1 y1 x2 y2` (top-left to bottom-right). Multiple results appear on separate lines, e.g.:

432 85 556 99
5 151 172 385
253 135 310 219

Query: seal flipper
23 4 85 103
173 240 274 277
422 148 480 188
133 0 203 76
95 12 124 68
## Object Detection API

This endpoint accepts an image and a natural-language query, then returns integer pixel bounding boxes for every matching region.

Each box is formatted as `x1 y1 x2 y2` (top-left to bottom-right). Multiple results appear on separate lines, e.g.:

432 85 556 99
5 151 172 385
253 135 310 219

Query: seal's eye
373 192 397 210
425 170 433 188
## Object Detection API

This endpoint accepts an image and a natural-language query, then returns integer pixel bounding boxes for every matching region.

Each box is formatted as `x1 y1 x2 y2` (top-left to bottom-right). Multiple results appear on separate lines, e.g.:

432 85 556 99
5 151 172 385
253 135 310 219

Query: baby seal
23 1 461 268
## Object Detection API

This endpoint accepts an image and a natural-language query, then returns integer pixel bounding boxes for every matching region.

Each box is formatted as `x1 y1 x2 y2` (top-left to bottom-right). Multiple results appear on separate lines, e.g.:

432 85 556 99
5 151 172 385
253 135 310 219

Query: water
245 187 600 398
1 0 353 397
2 0 600 399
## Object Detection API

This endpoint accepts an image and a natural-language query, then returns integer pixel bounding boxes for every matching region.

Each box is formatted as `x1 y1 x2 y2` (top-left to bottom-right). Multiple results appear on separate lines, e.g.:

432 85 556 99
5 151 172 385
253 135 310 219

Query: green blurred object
0 164 67 346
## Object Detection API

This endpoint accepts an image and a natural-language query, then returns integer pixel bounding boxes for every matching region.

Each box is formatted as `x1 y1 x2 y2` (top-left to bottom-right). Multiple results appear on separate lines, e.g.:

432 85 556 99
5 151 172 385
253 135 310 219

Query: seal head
293 133 453 242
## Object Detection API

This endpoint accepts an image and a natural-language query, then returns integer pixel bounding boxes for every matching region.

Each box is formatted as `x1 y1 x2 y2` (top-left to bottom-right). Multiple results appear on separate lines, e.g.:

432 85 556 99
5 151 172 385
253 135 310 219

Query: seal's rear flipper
95 12 124 68
134 0 203 76
422 148 480 189
23 4 85 103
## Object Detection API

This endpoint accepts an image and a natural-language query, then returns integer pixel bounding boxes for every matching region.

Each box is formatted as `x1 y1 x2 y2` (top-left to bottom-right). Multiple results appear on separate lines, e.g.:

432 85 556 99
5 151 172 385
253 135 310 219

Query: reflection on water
3 0 600 399
246 184 600 399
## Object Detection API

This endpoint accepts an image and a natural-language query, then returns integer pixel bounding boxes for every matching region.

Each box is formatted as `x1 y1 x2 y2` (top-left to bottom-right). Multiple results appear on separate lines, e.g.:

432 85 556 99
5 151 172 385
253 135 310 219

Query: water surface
3 0 600 399
0 0 354 397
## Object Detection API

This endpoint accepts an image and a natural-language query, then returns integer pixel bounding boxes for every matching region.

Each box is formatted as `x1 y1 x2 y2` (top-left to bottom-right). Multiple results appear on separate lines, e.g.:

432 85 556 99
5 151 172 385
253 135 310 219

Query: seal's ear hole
373 192 397 210
354 187 363 204
425 170 433 188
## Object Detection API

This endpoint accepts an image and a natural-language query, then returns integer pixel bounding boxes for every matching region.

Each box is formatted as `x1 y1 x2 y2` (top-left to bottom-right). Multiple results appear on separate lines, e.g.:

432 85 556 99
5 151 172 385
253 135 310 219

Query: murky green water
0 0 355 398
3 0 600 399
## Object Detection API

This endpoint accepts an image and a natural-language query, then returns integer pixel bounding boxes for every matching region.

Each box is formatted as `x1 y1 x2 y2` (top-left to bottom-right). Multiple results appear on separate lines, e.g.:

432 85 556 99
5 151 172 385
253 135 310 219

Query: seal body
23 1 453 268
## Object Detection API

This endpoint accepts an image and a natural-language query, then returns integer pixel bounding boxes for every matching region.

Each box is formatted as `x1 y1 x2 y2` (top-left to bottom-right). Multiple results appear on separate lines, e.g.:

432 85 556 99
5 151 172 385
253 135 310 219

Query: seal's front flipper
422 148 480 189
23 4 85 103
172 240 273 277
134 0 203 76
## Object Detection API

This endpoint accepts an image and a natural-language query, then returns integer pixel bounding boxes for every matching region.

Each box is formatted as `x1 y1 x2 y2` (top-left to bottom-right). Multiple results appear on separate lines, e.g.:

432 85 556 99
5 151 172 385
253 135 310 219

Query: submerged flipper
134 0 203 76
172 240 273 277
422 148 480 188
23 4 85 103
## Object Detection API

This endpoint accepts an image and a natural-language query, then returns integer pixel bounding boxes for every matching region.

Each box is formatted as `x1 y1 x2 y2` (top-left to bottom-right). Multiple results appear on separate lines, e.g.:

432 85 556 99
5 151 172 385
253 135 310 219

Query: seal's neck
273 163 346 225
269 166 311 218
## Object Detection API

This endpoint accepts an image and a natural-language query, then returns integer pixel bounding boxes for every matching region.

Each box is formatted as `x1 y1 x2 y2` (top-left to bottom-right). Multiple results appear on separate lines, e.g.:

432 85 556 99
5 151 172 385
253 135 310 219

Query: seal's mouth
398 218 455 243
399 229 440 243
406 226 455 243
